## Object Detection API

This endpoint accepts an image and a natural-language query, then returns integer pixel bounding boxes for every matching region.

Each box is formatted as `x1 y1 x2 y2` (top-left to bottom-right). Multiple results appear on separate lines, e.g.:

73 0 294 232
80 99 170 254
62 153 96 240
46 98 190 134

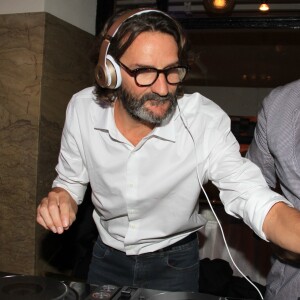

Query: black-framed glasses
118 61 189 87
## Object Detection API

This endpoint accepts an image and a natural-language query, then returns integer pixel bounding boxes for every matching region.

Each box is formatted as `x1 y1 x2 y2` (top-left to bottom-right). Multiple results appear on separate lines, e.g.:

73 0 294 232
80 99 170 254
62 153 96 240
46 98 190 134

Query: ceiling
113 0 300 87
115 0 300 17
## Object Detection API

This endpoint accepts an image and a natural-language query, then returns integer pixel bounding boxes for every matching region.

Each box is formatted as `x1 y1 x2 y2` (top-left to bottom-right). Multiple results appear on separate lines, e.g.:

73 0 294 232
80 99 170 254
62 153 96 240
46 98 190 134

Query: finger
47 191 64 233
37 205 50 230
48 197 65 234
37 198 59 233
57 194 74 228
44 190 67 234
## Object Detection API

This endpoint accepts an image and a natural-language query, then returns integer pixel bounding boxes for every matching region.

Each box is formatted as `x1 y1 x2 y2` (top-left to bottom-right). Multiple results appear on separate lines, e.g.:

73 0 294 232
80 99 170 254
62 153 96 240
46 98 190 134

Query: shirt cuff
52 177 87 205
243 189 293 241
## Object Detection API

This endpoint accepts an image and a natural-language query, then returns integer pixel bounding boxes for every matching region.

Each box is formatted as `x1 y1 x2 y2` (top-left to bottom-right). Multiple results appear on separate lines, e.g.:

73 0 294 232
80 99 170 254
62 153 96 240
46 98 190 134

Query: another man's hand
37 187 78 234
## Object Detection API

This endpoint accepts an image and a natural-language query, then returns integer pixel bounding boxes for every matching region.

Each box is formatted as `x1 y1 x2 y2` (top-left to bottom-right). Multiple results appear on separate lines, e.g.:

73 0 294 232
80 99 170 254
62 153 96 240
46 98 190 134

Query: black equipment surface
0 273 254 300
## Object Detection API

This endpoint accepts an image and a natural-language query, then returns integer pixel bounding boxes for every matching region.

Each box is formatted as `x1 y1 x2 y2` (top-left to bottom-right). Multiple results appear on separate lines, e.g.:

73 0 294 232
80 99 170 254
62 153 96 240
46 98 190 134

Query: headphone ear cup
106 55 122 89
95 63 108 88
95 55 122 89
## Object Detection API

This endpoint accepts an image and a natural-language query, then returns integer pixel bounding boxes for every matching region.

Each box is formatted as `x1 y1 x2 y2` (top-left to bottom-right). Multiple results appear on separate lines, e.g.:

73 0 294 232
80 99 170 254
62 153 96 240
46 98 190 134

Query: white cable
197 179 264 300
178 104 264 300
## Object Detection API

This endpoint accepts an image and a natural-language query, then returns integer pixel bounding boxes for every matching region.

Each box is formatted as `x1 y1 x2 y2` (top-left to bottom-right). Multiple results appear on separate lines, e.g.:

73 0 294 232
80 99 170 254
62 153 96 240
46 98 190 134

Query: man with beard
37 8 300 293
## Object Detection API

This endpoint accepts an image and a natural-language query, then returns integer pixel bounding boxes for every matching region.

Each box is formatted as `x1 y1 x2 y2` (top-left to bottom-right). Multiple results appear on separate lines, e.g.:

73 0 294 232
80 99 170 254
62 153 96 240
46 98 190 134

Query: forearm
263 202 300 253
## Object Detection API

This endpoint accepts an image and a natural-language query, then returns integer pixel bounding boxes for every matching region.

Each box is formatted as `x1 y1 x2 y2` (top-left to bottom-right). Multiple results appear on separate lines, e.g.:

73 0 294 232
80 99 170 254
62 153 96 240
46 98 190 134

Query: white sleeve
52 96 88 204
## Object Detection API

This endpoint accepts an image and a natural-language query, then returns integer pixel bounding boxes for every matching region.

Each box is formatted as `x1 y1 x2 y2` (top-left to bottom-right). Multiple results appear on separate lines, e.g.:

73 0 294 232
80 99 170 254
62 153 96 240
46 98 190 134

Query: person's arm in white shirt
37 95 88 234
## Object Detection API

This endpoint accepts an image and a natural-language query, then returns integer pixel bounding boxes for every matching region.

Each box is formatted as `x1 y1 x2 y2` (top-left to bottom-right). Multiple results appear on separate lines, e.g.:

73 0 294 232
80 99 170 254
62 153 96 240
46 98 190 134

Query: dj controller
0 273 254 300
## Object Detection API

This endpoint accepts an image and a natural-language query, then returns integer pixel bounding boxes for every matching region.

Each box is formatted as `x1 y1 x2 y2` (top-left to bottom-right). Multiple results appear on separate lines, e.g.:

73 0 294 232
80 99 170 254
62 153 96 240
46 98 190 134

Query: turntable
0 274 248 300
0 275 87 300
84 285 221 299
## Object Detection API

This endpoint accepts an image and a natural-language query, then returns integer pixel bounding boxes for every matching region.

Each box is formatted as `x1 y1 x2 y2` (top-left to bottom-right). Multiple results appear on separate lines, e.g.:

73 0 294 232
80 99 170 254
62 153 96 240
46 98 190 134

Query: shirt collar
92 102 178 143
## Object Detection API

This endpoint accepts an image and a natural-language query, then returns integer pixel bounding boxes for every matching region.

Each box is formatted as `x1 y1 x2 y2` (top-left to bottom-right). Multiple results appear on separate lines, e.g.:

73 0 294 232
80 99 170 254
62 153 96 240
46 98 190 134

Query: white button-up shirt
53 87 287 255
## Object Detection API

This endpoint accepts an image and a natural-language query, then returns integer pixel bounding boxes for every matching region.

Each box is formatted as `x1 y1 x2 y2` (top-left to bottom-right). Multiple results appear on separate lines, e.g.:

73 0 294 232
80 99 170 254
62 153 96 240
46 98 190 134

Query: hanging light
203 0 235 14
213 0 226 9
259 1 270 12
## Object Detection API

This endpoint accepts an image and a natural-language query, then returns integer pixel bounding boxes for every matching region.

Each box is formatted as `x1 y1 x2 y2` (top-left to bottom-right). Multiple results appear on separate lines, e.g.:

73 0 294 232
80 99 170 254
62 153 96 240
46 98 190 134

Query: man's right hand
37 187 78 234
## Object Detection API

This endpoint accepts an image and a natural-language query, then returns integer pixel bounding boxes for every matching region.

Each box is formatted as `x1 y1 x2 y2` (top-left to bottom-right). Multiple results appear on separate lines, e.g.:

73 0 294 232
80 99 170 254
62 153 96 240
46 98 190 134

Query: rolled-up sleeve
207 113 290 241
52 96 89 204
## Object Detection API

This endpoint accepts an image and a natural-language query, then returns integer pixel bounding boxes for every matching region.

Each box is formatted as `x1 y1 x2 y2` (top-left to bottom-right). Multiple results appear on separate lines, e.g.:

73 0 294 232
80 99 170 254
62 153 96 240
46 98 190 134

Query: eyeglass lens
136 67 187 86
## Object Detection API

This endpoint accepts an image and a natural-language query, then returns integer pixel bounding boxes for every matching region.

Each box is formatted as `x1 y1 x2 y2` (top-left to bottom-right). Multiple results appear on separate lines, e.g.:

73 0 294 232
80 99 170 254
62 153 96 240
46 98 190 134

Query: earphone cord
178 104 264 300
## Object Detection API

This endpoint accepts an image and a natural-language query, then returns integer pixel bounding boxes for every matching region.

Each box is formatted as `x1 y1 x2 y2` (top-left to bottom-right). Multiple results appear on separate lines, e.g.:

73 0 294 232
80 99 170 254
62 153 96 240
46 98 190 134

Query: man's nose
150 73 169 96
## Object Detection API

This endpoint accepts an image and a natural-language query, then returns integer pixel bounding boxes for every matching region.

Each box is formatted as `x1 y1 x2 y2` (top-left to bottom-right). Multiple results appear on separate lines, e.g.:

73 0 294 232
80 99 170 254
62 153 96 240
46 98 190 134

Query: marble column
0 12 94 275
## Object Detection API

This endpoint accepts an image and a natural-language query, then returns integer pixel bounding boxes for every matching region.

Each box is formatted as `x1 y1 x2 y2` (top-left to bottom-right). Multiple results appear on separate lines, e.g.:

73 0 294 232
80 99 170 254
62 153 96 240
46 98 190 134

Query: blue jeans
87 235 199 292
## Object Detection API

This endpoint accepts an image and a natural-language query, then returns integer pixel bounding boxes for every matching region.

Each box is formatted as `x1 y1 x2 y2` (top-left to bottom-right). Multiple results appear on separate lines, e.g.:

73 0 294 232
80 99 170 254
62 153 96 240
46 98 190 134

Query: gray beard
119 88 177 126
